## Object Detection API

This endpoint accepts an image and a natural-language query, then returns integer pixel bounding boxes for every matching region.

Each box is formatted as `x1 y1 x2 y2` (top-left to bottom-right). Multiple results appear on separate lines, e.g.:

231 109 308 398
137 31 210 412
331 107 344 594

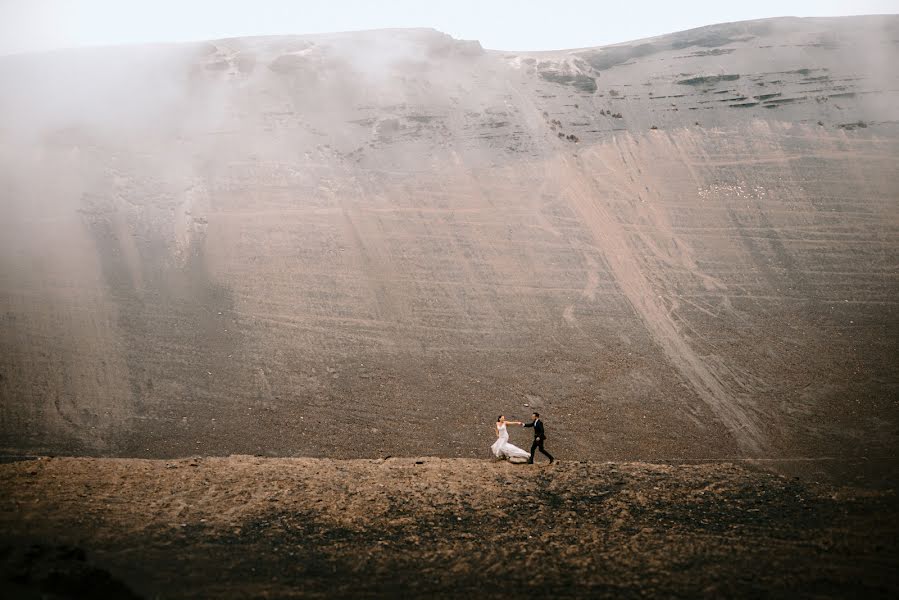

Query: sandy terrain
1 456 897 599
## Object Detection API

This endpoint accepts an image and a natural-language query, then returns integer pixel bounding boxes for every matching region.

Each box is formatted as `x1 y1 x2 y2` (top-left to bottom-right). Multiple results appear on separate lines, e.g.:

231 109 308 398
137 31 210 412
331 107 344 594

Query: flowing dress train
491 423 530 460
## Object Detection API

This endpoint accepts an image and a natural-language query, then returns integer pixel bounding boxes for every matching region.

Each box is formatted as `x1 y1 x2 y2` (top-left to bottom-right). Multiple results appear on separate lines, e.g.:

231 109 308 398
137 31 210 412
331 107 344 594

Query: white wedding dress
491 423 531 461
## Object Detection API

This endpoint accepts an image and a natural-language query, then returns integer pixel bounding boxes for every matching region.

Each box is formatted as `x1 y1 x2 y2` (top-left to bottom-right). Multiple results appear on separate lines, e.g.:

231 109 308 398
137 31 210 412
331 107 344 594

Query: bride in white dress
491 415 531 461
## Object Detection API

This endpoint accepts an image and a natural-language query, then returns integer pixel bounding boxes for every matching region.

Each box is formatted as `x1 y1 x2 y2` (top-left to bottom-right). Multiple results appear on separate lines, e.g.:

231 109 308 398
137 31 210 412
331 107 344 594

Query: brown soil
2 456 897 598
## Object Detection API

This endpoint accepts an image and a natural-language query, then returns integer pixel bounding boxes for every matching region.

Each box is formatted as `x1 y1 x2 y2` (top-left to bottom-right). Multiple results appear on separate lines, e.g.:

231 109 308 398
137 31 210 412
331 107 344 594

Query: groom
521 412 554 464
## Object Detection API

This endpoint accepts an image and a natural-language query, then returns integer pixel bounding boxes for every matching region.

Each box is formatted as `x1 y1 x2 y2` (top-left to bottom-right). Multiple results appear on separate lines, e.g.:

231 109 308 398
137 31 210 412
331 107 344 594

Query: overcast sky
1 0 897 56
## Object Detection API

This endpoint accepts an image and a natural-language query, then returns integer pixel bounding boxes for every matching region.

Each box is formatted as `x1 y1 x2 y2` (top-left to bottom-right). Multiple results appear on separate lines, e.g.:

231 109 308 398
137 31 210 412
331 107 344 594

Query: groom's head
532 412 539 420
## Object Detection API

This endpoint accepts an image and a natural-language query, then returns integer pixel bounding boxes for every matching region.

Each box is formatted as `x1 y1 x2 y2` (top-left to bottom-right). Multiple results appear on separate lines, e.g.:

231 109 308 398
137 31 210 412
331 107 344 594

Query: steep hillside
0 16 897 464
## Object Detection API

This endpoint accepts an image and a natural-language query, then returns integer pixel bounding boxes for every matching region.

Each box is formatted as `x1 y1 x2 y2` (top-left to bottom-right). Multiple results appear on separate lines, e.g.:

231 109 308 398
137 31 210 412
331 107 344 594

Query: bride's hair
497 415 504 422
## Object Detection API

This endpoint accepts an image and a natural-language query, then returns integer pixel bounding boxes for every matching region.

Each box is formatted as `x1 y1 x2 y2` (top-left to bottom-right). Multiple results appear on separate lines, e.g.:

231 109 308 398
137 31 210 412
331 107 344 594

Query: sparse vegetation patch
676 74 741 86
539 72 597 93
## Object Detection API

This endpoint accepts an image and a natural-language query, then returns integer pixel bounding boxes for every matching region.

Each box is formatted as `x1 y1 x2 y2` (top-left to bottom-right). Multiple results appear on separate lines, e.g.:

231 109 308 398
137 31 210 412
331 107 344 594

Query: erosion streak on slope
558 138 766 454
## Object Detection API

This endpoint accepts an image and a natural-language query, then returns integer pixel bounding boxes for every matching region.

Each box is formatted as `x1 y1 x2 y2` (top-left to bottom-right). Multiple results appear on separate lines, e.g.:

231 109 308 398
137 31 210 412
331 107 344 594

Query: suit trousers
529 438 554 463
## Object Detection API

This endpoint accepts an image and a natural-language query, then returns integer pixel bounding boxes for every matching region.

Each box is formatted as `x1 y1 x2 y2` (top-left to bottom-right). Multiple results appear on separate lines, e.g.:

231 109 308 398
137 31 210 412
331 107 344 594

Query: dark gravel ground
1 456 897 599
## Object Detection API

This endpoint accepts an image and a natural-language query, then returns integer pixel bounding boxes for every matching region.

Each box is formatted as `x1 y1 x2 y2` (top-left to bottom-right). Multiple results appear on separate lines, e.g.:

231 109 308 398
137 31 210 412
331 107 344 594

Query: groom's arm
522 421 534 428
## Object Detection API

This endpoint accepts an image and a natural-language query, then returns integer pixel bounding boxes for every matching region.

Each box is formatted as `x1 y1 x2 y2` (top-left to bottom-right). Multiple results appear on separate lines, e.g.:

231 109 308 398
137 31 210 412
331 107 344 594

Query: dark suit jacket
523 419 546 440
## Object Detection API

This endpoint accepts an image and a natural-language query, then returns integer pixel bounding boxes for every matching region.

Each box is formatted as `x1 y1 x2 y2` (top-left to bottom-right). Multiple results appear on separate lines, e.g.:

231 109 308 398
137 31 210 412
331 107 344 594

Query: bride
491 415 531 461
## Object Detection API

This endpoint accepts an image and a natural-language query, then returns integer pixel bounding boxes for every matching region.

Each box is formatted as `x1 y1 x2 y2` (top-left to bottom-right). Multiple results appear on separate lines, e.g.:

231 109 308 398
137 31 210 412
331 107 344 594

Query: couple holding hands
491 412 554 464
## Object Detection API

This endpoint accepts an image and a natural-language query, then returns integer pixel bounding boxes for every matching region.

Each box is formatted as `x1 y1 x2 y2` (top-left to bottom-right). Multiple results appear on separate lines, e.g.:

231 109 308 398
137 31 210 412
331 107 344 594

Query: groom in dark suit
522 412 554 464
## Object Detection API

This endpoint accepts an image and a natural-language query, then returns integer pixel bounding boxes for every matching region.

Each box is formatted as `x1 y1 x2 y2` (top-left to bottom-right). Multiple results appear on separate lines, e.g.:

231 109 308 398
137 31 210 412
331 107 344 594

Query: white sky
1 0 897 56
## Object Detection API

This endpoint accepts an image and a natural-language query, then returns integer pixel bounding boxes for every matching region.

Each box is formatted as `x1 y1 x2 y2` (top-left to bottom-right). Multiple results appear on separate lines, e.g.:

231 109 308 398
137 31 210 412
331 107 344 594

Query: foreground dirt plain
1 456 897 599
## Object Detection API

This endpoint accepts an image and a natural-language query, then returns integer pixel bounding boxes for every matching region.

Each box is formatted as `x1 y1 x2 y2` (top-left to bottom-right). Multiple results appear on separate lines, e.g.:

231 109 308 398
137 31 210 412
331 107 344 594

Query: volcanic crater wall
1 18 897 461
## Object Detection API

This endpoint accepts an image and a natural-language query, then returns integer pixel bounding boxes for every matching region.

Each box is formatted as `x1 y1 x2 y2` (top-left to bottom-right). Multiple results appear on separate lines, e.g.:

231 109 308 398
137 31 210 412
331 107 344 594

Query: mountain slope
0 16 897 465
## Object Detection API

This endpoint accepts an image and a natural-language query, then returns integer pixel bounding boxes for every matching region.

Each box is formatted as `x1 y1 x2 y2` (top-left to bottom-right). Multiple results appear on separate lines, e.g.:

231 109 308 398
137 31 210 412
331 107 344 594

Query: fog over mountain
1 16 897 468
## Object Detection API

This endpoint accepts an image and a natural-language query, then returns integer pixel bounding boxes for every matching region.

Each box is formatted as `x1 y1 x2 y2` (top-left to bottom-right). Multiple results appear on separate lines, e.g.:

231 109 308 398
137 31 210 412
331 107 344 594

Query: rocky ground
1 456 896 598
